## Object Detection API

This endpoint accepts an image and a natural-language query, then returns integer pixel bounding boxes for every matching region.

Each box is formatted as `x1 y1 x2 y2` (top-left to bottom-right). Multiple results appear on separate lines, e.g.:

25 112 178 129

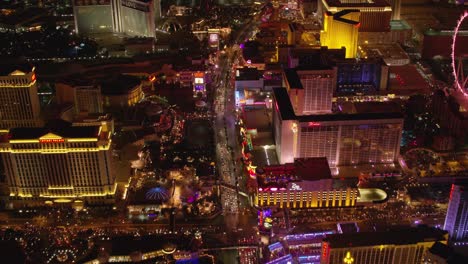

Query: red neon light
449 184 455 201
322 242 329 258
308 122 321 127
31 73 36 82
39 139 64 143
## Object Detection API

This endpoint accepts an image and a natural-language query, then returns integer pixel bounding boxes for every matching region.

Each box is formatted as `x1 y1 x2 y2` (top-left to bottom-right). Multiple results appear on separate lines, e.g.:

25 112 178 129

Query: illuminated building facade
117 0 156 37
319 0 392 33
74 85 103 114
0 120 115 206
193 71 206 96
56 74 143 110
320 227 448 264
284 67 336 115
0 64 41 130
387 0 401 20
73 0 114 34
100 74 143 107
320 10 360 58
73 0 157 37
335 58 388 94
444 183 468 241
273 87 403 166
254 158 358 208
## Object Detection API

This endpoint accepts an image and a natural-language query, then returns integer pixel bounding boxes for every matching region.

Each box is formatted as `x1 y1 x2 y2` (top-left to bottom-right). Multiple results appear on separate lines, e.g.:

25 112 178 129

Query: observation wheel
452 11 468 96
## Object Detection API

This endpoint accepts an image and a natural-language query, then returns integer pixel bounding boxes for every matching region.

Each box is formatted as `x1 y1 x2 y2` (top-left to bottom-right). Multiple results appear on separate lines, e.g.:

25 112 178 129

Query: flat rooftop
323 0 390 8
324 226 447 248
0 61 34 76
358 43 409 66
273 87 404 122
256 158 333 188
390 20 411 31
388 65 431 95
236 67 261 81
7 120 101 141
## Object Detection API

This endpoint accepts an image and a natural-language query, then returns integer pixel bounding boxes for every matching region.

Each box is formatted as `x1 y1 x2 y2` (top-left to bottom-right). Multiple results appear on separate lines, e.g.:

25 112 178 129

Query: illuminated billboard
209 33 219 49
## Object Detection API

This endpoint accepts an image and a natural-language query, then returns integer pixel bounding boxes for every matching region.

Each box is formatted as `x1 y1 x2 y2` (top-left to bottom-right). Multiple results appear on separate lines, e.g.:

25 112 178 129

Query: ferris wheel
452 11 468 96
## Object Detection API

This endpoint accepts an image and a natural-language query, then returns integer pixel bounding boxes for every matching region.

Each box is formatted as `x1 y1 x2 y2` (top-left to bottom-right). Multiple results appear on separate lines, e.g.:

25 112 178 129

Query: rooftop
256 158 332 188
100 234 192 256
324 226 447 248
0 61 34 76
235 67 261 81
323 0 390 8
7 120 100 140
337 222 359 234
100 74 141 95
428 242 468 263
388 65 431 95
273 87 403 122
390 20 411 31
283 69 302 89
359 43 410 66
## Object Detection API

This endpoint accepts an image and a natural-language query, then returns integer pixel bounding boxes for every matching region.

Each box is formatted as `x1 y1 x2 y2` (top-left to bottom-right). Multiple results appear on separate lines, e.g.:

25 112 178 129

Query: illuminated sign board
39 139 65 143
322 242 330 258
193 72 204 78
194 78 204 84
209 33 218 42
308 122 321 127
209 33 219 48
74 0 110 6
289 183 302 191
121 0 150 12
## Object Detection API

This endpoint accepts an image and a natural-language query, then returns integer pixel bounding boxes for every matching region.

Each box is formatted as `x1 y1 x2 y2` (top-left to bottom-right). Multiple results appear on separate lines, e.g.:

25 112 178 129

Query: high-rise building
0 63 41 130
73 0 156 37
319 0 392 33
444 183 468 241
73 0 115 35
334 58 389 94
0 120 115 206
284 67 336 115
387 0 401 20
73 85 103 114
273 87 403 166
321 226 448 264
320 10 360 58
117 0 156 37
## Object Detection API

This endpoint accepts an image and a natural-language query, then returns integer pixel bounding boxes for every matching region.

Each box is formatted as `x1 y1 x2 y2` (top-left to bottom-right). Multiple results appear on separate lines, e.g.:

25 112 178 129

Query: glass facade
298 122 401 166
299 125 339 166
336 62 381 94
75 6 114 34
339 123 401 165
121 5 151 37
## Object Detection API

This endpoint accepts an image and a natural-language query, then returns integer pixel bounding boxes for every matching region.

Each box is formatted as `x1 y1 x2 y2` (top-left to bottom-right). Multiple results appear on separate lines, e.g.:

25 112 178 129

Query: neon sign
289 183 302 191
39 139 65 143
322 242 329 258
308 122 321 127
